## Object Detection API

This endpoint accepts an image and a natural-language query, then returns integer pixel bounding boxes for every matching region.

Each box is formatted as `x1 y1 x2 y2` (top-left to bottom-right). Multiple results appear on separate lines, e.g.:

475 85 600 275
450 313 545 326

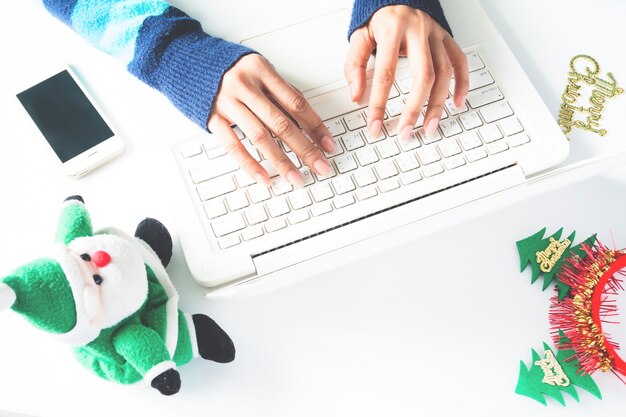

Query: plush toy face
64 234 148 329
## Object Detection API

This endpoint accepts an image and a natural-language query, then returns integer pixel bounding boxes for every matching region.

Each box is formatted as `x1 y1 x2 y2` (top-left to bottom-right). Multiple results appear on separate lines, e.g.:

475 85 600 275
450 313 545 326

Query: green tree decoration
515 333 602 406
516 228 597 297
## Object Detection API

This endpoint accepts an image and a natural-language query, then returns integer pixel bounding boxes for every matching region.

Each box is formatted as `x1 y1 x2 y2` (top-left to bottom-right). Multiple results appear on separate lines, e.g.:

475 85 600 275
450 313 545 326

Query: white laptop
171 0 570 292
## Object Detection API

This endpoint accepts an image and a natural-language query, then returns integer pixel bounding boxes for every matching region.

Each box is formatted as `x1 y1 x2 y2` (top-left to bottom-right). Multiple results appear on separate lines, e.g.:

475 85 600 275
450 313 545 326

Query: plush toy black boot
192 314 236 363
135 218 173 267
151 368 181 396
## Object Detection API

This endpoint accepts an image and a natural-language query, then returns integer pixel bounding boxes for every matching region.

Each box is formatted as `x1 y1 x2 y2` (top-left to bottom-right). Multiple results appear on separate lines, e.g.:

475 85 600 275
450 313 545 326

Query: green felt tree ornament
515 334 601 406
516 228 597 298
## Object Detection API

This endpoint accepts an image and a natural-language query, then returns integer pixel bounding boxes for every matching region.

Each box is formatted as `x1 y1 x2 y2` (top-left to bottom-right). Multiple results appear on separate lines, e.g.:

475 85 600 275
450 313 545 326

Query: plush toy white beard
65 234 148 330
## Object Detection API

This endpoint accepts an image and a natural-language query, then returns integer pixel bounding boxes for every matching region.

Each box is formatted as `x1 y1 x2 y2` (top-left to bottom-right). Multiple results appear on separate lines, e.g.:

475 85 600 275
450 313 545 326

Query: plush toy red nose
92 251 111 268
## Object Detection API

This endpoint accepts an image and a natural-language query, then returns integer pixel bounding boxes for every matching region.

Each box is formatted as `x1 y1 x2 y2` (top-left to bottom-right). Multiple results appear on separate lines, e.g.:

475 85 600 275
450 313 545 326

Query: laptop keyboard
174 51 530 251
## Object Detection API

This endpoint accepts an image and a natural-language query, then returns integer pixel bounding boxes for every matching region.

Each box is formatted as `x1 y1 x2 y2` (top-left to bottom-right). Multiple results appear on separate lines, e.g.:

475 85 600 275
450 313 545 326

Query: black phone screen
16 70 114 163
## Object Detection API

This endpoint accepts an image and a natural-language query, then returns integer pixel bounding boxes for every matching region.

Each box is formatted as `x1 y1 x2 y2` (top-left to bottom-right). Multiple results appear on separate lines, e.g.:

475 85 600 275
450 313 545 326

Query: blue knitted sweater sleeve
42 0 254 130
348 0 451 39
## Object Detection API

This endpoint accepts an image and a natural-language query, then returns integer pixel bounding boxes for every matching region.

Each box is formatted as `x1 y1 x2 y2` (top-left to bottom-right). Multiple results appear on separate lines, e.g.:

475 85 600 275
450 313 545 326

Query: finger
443 35 469 109
396 33 434 142
263 72 335 154
367 34 401 138
344 28 375 103
242 89 332 183
209 112 271 186
422 41 453 140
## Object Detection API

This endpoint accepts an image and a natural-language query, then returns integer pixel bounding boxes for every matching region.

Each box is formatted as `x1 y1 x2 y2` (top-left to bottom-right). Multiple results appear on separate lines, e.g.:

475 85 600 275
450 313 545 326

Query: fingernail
321 135 335 153
313 159 331 176
369 119 382 139
287 169 304 188
254 173 270 187
457 94 467 110
349 83 356 101
398 125 413 142
425 118 440 140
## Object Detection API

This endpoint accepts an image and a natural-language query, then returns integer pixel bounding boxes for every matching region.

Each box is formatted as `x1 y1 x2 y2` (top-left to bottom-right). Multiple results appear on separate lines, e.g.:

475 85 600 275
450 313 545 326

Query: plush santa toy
0 196 235 395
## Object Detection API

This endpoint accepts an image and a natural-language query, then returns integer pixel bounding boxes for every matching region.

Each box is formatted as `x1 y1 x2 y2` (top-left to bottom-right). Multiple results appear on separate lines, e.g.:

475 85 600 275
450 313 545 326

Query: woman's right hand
208 54 335 187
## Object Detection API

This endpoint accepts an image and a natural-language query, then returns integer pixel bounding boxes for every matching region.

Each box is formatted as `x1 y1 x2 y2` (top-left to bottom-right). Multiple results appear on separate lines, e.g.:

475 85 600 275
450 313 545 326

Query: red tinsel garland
549 242 626 377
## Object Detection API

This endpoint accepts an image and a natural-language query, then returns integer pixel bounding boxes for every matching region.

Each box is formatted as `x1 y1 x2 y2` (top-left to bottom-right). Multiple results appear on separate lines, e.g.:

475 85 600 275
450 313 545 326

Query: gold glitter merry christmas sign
559 55 623 137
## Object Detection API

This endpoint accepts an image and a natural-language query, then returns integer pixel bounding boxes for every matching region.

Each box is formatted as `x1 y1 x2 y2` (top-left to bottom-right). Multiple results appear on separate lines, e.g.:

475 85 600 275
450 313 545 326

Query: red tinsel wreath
549 242 626 378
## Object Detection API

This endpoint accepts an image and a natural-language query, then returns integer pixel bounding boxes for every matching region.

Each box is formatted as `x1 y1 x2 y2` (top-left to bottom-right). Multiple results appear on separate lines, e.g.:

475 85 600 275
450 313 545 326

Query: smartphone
13 61 125 178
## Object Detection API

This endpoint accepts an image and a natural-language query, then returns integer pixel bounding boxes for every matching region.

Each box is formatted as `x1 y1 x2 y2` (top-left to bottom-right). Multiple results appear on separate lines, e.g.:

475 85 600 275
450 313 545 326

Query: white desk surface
1 1 626 416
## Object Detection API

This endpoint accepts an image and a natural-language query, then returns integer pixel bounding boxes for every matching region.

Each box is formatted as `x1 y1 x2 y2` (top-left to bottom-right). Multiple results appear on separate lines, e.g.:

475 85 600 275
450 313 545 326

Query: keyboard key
180 144 203 158
353 167 377 187
286 152 302 168
438 138 462 158
466 52 485 72
467 85 504 108
450 69 494 94
355 147 379 166
248 184 272 203
288 210 310 225
384 117 400 137
335 154 358 173
374 160 399 179
440 118 463 137
344 111 367 131
333 194 355 209
400 170 422 185
459 111 483 130
416 146 441 165
466 148 488 162
301 167 315 186
266 197 290 217
241 139 261 161
458 131 482 150
388 84 400 99
500 117 524 136
341 131 366 151
486 140 509 155
289 189 313 209
218 234 241 249
315 163 337 181
377 139 400 159
244 205 268 225
365 128 386 144
265 217 287 233
332 176 356 194
323 137 344 158
190 157 238 183
379 178 400 193
325 118 346 137
422 163 444 177
444 155 466 170
204 199 227 219
445 99 468 116
396 153 420 172
397 77 411 94
197 176 236 201
507 134 531 148
234 170 256 187
226 190 249 211
233 126 245 139
420 126 442 144
479 125 503 143
311 202 333 217
211 212 246 237
259 160 279 178
271 179 293 196
311 183 334 202
205 145 227 159
386 96 404 117
242 226 264 241
356 186 378 201
480 101 513 123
